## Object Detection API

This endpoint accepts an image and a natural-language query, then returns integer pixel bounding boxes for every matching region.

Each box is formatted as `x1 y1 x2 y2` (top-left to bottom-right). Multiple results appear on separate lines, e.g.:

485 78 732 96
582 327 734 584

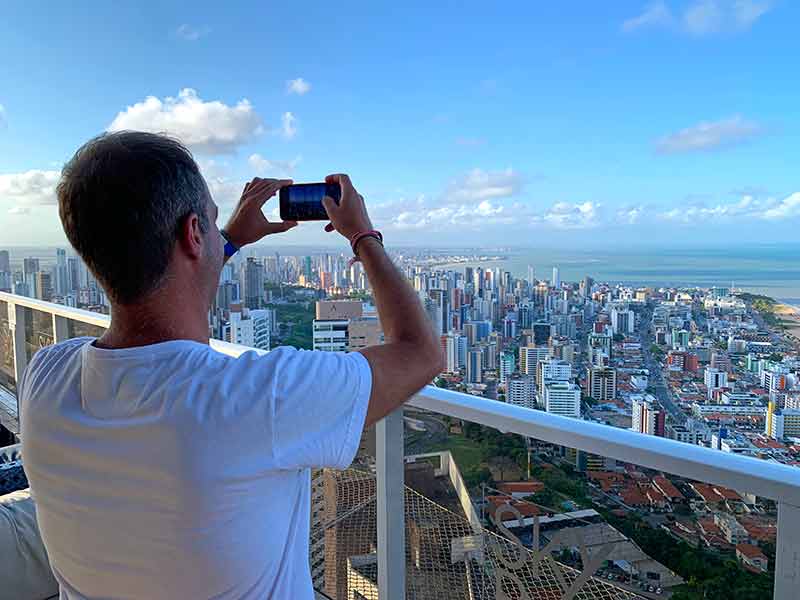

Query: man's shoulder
20 338 91 396
30 337 91 367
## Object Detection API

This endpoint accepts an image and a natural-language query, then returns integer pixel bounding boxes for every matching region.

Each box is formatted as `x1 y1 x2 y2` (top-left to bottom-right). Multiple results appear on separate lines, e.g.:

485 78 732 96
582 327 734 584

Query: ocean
441 244 800 306
5 243 800 306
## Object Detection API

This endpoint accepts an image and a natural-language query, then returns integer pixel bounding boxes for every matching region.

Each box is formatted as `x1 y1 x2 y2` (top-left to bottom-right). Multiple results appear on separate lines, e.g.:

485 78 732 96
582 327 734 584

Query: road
402 409 449 455
639 309 687 426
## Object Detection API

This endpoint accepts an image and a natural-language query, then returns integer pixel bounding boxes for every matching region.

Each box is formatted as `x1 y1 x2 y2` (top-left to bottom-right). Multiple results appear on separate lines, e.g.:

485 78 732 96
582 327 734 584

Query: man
19 131 443 599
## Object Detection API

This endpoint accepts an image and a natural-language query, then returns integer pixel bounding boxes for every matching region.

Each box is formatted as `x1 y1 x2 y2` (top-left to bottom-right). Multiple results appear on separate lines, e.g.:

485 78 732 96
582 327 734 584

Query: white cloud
446 168 523 202
657 192 800 222
281 112 297 139
623 1 674 31
196 159 243 208
0 170 60 215
684 0 724 34
107 88 264 154
623 0 771 35
543 201 601 229
655 115 763 154
248 153 301 177
733 0 772 28
175 24 211 41
761 193 800 219
286 78 311 95
616 205 644 225
0 104 6 129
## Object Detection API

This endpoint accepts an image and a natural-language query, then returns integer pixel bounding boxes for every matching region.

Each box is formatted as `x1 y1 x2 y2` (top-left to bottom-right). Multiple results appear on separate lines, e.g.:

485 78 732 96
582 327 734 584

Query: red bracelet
349 230 383 264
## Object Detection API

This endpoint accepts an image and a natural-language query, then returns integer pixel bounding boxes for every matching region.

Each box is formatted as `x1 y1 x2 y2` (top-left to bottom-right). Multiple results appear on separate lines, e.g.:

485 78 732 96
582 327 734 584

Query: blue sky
1 1 798 247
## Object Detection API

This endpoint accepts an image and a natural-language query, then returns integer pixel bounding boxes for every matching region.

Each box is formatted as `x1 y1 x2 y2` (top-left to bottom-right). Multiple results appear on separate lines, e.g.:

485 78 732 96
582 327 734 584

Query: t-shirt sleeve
262 347 372 470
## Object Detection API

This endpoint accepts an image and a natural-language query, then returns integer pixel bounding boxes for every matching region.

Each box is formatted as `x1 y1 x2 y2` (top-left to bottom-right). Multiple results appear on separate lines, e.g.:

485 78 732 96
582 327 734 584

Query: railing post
52 314 70 343
377 407 405 599
8 302 27 413
775 502 800 600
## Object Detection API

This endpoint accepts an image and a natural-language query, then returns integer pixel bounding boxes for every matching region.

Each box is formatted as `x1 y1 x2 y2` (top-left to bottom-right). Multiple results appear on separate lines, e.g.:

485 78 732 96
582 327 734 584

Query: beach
775 304 800 345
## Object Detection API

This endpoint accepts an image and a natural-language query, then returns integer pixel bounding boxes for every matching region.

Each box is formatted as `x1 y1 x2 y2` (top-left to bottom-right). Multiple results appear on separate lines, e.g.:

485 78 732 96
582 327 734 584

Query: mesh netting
310 468 647 600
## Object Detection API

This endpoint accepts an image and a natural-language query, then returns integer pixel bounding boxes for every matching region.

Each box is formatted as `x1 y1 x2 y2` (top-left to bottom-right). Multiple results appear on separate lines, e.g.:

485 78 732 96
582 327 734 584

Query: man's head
58 131 223 307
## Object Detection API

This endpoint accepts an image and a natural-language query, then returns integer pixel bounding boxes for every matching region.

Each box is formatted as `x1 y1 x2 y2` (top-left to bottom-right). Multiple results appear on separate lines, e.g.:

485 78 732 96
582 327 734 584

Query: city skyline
2 2 800 247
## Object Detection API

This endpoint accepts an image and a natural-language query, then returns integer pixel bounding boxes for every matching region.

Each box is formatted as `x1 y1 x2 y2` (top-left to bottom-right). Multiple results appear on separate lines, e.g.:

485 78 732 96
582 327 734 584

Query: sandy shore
775 304 800 343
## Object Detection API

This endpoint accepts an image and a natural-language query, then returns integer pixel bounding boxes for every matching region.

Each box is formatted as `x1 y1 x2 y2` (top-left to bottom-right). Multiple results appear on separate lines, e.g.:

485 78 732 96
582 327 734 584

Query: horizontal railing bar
409 386 800 504
0 292 110 328
4 292 800 504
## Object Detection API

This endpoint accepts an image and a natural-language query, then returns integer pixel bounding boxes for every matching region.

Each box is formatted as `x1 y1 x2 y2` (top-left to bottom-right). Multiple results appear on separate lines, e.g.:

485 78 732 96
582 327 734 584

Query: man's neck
97 297 209 350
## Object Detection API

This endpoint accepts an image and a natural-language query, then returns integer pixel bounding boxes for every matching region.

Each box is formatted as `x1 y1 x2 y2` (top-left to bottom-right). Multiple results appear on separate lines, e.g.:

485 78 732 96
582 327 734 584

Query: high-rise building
543 382 581 418
55 248 68 296
526 265 535 286
710 351 732 373
34 271 53 301
241 258 264 309
704 368 729 399
519 345 549 378
765 401 800 440
507 374 536 409
672 328 690 349
313 300 363 352
587 331 612 359
502 314 517 339
347 318 383 351
444 333 463 373
631 397 665 437
531 321 552 346
551 266 560 289
761 364 788 399
499 351 515 383
23 257 39 276
580 276 594 298
548 336 575 365
23 257 39 298
466 349 483 384
537 358 572 396
227 305 271 350
587 366 617 402
0 250 10 293
610 307 634 336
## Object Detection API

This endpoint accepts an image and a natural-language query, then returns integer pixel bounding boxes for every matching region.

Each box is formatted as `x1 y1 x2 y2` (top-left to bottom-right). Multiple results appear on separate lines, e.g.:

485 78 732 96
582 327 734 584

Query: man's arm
322 175 444 427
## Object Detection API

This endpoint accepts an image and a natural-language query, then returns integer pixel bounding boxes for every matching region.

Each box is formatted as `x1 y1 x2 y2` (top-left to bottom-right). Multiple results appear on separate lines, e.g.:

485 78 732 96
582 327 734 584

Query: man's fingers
324 222 335 233
265 221 298 234
321 195 338 217
325 173 354 195
256 179 293 208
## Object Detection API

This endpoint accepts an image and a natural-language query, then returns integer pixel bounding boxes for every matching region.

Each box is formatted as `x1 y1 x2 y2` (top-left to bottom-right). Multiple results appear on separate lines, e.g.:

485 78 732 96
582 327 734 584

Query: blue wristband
220 230 239 258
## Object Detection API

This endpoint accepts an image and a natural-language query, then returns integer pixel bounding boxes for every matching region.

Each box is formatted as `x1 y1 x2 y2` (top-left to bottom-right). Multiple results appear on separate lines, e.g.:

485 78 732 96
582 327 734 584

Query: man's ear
176 213 204 260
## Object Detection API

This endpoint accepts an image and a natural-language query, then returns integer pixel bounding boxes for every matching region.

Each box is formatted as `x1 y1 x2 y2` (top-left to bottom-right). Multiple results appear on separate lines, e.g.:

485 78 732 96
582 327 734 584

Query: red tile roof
497 481 545 494
653 476 684 501
736 543 768 561
486 496 540 517
621 486 648 507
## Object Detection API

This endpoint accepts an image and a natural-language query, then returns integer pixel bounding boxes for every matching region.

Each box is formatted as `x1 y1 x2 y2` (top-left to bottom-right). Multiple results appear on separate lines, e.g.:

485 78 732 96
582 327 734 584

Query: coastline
775 304 800 341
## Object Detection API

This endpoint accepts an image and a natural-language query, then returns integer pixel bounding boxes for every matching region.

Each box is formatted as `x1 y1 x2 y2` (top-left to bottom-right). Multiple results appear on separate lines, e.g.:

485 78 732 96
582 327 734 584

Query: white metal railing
2 291 798 599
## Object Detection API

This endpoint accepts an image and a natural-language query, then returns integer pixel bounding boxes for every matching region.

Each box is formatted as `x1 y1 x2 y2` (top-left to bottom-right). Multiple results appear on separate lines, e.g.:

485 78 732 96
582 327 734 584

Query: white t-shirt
19 338 372 600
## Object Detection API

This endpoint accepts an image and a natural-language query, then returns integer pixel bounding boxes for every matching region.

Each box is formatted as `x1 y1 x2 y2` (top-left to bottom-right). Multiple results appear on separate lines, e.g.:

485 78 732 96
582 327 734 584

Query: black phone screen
280 183 341 221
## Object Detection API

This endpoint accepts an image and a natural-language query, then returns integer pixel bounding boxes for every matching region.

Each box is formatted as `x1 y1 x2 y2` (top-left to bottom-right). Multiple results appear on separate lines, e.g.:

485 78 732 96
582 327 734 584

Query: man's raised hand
224 178 297 248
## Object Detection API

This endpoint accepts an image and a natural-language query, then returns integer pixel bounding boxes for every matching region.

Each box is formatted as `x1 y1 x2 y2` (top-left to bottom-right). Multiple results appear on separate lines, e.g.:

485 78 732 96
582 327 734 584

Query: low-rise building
736 543 769 573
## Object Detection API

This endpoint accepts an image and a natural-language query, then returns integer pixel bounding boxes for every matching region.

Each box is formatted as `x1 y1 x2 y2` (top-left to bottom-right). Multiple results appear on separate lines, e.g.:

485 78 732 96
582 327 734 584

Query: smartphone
279 182 341 221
